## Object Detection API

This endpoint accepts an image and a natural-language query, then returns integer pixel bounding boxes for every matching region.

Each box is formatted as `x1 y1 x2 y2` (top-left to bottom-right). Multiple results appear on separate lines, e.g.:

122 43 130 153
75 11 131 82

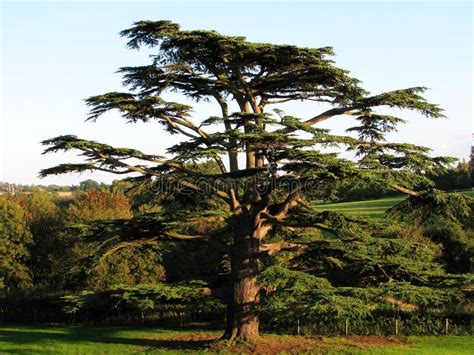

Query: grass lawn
0 325 472 354
315 190 474 219
0 325 214 354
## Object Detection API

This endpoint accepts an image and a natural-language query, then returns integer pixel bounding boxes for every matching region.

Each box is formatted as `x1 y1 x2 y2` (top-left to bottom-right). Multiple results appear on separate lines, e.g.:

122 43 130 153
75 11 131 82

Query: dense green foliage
0 186 472 336
0 197 32 292
0 188 168 294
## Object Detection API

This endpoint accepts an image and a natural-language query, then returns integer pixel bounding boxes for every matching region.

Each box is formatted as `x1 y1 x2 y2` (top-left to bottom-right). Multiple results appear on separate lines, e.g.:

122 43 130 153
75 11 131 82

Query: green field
315 191 474 219
0 325 206 354
0 325 472 354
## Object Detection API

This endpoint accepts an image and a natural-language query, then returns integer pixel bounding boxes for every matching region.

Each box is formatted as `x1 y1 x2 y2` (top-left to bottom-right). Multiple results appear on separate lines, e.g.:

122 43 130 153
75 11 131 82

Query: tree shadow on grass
0 326 217 353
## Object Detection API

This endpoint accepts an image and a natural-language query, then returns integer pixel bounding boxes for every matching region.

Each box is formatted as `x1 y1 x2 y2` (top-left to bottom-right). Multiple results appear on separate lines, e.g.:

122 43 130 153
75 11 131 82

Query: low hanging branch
390 183 421 197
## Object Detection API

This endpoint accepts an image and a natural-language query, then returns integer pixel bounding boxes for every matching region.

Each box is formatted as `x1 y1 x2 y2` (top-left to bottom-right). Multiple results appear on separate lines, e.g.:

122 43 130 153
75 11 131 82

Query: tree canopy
40 20 466 342
0 197 32 293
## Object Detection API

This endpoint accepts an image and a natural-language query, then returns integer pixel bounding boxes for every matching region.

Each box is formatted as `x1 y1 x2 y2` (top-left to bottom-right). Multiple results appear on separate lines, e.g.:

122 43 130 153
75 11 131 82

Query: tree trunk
232 260 260 342
221 289 237 339
223 212 263 342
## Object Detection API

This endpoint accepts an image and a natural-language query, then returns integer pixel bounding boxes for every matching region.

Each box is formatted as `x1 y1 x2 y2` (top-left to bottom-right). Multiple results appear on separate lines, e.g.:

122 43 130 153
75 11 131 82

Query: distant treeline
0 179 111 193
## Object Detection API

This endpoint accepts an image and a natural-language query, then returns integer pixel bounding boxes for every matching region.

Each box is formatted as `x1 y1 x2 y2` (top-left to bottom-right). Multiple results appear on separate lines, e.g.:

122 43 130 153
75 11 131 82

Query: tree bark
232 236 260 342
221 288 237 339
223 212 263 342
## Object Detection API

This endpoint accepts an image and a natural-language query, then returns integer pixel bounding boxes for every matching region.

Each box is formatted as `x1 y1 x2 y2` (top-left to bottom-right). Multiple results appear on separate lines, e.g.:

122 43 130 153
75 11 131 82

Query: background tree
64 189 166 291
0 197 32 293
41 20 456 342
427 160 472 191
78 179 107 191
387 189 473 274
9 191 65 291
66 189 132 222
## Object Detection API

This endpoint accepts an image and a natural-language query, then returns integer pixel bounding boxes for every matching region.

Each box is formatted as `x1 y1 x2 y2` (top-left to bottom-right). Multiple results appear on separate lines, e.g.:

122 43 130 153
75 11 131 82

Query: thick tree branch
163 232 207 240
260 212 338 235
272 188 304 219
389 184 421 197
259 241 307 255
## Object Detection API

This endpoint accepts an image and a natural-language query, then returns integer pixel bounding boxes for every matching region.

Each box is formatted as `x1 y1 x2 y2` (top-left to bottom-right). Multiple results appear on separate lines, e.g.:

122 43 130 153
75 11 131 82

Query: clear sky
1 0 472 185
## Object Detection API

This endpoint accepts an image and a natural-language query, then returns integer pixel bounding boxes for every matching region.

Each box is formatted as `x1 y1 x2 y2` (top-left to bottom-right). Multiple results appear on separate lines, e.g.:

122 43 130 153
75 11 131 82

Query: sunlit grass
0 325 472 354
354 336 474 354
0 325 209 354
315 191 473 219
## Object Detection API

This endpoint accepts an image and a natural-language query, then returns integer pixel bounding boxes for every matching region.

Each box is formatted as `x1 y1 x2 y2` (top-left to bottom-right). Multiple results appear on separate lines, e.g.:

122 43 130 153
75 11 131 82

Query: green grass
0 325 472 354
462 190 474 199
0 325 217 354
353 336 474 355
315 196 405 218
315 191 474 219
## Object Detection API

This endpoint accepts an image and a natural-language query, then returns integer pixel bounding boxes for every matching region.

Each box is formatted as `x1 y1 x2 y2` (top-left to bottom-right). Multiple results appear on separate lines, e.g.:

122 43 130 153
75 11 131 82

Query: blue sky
1 1 472 185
